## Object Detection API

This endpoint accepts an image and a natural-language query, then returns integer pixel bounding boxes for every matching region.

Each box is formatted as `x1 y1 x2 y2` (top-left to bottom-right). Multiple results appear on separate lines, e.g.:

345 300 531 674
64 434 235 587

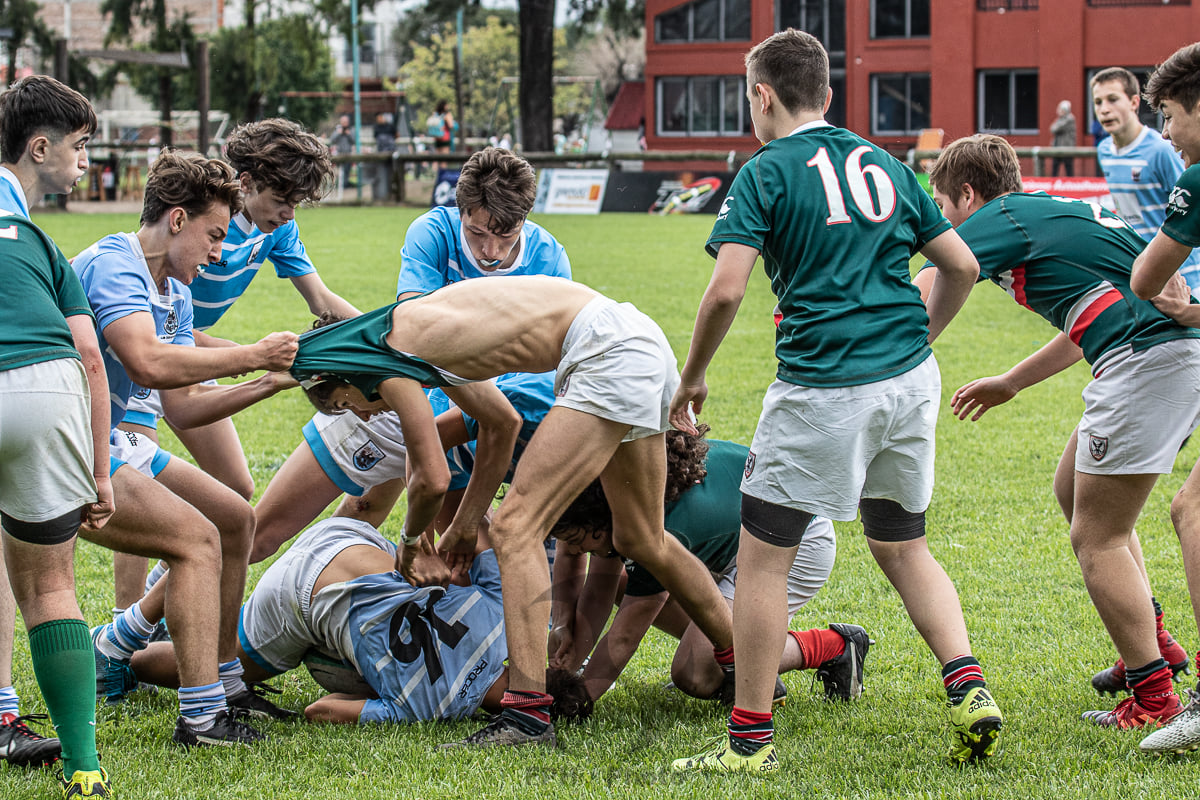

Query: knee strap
741 494 815 548
859 498 925 542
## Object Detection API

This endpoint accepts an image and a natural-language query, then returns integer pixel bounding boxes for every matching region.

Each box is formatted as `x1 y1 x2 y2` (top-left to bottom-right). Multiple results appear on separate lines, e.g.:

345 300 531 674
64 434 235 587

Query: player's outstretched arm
950 332 1083 421
161 370 298 430
304 694 370 725
581 591 669 702
919 229 980 342
670 242 759 433
67 314 114 531
104 312 298 388
379 377 450 580
291 272 362 320
1132 230 1194 299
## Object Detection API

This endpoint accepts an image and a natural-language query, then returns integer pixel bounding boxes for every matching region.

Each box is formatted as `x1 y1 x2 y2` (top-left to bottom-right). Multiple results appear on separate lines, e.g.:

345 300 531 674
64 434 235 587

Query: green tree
0 0 110 97
208 16 337 129
401 16 590 148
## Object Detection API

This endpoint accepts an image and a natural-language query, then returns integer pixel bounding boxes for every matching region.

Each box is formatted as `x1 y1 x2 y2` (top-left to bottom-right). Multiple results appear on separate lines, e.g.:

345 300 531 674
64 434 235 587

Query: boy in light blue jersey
1092 67 1200 293
74 150 300 748
253 148 571 562
0 74 97 773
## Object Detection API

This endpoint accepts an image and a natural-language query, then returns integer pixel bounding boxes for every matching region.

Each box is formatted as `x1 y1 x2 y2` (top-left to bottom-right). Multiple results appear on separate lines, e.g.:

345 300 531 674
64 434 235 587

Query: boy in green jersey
1126 42 1200 754
924 133 1200 739
668 29 995 772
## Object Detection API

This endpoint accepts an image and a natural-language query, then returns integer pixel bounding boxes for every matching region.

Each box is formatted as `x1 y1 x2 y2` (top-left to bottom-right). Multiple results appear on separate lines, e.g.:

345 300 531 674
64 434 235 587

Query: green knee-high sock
28 619 100 775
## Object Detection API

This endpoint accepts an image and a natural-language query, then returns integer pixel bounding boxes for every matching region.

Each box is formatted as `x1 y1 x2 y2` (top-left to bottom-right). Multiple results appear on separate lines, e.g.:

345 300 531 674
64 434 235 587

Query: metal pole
454 8 464 152
197 40 210 156
351 0 363 202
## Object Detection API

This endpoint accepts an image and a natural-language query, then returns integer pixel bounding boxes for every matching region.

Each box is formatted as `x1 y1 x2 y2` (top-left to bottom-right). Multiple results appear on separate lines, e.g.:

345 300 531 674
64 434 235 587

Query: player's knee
1 508 81 546
1171 481 1200 533
216 500 255 555
859 498 925 542
741 495 814 548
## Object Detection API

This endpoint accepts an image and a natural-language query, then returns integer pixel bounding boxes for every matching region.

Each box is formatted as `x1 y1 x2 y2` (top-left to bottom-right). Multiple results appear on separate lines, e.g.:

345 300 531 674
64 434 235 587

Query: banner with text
533 169 609 214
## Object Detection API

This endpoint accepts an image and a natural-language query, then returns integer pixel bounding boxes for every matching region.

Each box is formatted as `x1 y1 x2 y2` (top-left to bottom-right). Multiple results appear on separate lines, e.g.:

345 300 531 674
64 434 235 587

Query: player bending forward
290 274 736 748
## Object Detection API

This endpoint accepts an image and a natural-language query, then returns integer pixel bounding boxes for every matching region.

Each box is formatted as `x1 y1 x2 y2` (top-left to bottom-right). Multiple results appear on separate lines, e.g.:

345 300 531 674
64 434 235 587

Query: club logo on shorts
1089 434 1109 461
556 376 570 397
744 450 756 479
133 386 152 400
163 309 179 336
353 441 386 471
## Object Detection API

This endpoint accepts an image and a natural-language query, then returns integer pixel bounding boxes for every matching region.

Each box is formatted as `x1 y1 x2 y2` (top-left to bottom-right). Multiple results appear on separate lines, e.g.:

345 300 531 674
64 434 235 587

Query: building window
978 70 1039 134
777 0 846 125
655 0 752 42
872 73 930 135
871 0 929 38
344 22 376 64
657 76 752 136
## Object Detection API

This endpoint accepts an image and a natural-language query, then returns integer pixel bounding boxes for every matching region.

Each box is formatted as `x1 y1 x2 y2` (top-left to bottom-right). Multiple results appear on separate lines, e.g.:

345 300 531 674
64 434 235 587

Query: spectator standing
1051 100 1078 177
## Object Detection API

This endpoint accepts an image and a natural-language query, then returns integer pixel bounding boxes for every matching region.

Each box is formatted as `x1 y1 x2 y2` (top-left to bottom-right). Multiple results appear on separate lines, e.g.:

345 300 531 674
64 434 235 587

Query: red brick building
641 0 1200 156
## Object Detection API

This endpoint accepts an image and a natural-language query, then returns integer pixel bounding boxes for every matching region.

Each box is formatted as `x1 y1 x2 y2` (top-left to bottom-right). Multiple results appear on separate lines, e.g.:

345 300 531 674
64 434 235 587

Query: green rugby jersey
707 122 950 388
624 439 746 597
1162 164 1200 248
0 213 94 372
948 191 1199 372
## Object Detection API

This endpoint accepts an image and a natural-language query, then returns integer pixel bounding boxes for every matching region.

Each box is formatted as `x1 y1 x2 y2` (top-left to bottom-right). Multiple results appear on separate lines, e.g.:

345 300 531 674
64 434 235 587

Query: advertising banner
430 168 460 207
533 169 609 214
601 171 735 214
1022 176 1112 207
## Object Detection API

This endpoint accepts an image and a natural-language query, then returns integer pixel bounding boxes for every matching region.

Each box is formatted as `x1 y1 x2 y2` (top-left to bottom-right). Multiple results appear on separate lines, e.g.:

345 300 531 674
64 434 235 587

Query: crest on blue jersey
248 242 263 264
1131 167 1142 182
353 440 386 471
163 309 179 336
1089 434 1108 461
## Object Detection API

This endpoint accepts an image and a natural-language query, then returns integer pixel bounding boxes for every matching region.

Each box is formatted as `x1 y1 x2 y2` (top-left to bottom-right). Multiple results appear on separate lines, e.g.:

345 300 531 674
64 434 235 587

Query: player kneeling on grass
125 517 592 727
548 425 870 707
1119 41 1200 756
289 274 736 749
920 132 1200 735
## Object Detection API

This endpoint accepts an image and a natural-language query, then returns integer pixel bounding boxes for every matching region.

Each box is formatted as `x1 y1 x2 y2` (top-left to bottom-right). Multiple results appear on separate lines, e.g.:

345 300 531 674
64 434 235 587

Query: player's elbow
408 462 451 501
1129 264 1158 300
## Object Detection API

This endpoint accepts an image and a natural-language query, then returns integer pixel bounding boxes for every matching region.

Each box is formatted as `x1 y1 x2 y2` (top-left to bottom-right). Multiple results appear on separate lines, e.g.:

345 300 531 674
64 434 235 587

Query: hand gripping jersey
1098 128 1200 285
72 232 195 426
950 191 1200 373
395 206 571 297
707 122 951 388
188 214 316 332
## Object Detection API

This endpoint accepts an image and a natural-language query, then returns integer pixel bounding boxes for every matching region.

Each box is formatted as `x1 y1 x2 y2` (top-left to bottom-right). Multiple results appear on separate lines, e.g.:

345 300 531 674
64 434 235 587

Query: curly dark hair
455 147 536 232
549 424 711 540
140 148 242 226
546 668 594 721
224 118 333 204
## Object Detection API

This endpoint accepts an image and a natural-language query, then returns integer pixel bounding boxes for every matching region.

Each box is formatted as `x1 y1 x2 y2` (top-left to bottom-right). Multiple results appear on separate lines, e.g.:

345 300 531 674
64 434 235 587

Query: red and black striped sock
942 654 985 703
499 689 552 735
714 645 735 675
728 706 773 756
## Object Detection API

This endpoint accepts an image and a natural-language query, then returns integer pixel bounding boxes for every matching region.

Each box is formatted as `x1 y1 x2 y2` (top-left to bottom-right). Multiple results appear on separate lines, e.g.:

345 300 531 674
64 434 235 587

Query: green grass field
8 206 1200 798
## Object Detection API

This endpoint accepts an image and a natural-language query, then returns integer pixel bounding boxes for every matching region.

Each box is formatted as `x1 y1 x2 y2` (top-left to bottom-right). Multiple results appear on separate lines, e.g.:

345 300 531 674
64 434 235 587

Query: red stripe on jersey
1010 265 1029 308
1068 289 1122 345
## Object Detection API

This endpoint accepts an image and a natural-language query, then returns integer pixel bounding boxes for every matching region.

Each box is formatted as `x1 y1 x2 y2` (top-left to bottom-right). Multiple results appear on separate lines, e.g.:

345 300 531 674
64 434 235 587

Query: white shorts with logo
109 428 171 479
303 411 408 497
715 515 837 617
554 297 680 442
1077 338 1200 475
238 518 395 675
0 358 97 522
742 356 940 521
122 380 219 428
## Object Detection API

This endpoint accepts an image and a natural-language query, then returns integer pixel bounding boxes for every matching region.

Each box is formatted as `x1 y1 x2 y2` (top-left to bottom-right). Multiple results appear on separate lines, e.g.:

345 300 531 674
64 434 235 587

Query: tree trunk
518 0 554 152
158 70 174 146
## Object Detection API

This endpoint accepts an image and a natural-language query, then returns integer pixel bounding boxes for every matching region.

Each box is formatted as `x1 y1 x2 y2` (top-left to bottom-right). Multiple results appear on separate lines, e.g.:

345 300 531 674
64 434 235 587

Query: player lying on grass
548 425 870 706
76 150 299 747
289 274 736 748
1122 41 1200 756
254 147 571 565
251 370 555 568
919 133 1200 735
124 517 593 726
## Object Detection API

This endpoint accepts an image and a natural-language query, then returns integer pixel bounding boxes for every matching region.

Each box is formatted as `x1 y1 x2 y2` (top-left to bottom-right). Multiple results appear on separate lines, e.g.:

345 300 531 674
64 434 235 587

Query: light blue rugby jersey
352 550 508 724
72 232 194 426
1099 127 1200 287
188 212 316 331
395 205 570 296
0 166 31 218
